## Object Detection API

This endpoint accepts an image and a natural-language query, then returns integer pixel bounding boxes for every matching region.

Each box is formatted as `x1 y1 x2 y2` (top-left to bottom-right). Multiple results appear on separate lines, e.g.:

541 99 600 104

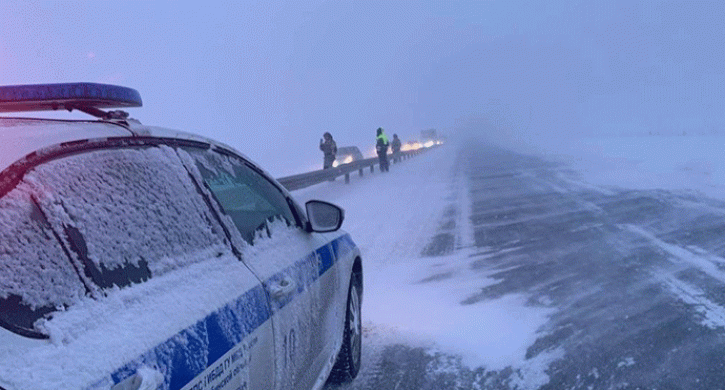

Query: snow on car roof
0 117 280 201
0 83 260 175
0 118 132 172
337 146 361 153
0 118 218 165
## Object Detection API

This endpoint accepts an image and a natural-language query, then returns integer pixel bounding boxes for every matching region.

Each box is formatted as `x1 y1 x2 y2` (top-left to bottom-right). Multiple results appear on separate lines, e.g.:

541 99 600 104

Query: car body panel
0 254 274 390
0 236 359 390
0 113 362 390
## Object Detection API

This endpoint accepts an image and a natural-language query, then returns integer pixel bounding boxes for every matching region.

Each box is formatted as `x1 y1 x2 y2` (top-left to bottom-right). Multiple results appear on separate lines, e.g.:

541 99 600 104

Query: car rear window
27 146 230 288
0 186 87 337
0 144 232 337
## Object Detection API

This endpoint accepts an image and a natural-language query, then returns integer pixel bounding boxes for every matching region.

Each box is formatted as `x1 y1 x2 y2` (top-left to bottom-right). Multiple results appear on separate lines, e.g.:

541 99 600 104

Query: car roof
0 116 249 174
0 83 268 180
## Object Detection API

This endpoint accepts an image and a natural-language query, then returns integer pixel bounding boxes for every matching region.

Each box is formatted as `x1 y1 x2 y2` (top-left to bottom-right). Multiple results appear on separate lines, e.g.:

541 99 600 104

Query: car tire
327 272 362 383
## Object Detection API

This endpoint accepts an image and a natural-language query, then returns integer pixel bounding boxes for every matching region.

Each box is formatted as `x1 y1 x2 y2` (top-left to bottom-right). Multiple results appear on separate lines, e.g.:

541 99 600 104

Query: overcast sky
2 0 724 176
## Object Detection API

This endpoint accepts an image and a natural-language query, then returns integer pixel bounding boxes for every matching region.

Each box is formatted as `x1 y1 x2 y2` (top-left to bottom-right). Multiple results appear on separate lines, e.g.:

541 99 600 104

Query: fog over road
326 141 725 390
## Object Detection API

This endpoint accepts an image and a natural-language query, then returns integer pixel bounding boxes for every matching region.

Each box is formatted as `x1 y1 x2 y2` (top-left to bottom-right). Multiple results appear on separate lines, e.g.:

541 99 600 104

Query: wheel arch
352 256 363 300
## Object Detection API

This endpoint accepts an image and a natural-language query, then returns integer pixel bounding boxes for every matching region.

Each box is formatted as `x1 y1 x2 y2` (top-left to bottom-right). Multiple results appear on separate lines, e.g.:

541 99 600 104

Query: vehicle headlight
332 160 339 168
344 156 353 164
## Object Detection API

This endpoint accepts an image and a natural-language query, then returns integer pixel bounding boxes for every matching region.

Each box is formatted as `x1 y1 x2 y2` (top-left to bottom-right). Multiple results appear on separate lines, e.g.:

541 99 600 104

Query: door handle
270 277 296 300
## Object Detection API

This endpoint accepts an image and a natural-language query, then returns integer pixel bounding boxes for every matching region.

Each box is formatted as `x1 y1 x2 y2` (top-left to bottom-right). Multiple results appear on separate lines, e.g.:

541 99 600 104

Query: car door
14 142 275 390
179 146 340 389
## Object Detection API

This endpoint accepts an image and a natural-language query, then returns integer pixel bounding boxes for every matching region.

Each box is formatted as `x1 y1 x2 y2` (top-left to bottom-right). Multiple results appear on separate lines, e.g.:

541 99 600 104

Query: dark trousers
377 152 389 172
323 155 335 169
392 151 401 163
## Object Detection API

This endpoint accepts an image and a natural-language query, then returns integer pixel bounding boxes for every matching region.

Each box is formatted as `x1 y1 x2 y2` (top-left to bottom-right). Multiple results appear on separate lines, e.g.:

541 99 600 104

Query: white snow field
512 134 725 200
294 133 725 388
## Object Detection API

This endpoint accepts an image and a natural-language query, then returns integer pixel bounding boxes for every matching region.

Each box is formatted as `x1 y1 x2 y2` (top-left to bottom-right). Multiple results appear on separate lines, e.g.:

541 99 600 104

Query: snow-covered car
332 146 364 167
0 83 363 390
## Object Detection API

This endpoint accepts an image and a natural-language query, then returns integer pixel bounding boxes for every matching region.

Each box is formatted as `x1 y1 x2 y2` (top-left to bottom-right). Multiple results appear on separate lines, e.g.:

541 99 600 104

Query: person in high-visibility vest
375 127 390 172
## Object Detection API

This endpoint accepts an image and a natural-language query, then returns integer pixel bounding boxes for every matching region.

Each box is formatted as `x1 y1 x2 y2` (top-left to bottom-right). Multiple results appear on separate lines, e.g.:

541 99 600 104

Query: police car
0 83 363 390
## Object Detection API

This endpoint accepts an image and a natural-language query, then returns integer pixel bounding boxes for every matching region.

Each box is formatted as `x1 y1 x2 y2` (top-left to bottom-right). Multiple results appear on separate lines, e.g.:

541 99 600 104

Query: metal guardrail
277 147 433 191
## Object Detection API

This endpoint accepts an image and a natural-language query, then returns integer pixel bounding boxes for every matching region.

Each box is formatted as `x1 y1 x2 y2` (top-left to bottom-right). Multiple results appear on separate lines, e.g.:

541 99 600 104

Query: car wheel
327 272 362 383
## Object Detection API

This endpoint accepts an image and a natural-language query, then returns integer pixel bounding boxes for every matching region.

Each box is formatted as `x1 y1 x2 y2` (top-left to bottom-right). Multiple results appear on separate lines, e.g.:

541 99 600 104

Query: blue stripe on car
99 234 355 390
263 251 317 313
331 234 355 262
316 244 334 276
105 284 270 390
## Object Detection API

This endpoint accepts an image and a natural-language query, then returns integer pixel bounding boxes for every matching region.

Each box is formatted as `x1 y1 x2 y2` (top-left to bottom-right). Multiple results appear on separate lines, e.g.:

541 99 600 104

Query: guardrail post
345 172 350 184
359 169 363 177
370 165 374 173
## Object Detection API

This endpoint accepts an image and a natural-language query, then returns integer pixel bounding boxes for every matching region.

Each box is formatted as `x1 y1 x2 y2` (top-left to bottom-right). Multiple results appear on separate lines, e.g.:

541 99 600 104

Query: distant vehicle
421 129 443 148
0 83 363 390
420 129 444 148
401 140 422 151
421 129 437 142
333 146 364 167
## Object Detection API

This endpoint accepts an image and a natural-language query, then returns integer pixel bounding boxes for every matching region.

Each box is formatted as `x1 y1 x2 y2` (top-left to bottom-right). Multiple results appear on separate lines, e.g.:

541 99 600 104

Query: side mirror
305 200 344 232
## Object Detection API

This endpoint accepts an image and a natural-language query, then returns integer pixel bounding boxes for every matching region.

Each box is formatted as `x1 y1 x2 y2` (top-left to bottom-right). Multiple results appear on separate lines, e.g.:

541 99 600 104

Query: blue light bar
0 83 142 113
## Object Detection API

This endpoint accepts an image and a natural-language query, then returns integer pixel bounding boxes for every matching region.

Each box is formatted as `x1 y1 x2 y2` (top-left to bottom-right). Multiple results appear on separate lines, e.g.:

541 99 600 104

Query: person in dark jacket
375 127 390 172
320 132 337 169
391 133 402 163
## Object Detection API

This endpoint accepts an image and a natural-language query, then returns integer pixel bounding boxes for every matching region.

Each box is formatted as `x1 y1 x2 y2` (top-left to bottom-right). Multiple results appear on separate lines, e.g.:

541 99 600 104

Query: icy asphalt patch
309 142 725 390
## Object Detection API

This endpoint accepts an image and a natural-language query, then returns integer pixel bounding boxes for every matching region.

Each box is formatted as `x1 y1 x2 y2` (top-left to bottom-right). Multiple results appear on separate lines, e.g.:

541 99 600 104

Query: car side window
27 145 231 292
182 148 296 244
0 186 87 337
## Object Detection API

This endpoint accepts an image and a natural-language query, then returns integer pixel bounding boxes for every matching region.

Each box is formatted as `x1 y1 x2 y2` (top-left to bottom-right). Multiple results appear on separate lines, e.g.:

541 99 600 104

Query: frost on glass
0 186 86 332
180 148 295 245
24 145 230 289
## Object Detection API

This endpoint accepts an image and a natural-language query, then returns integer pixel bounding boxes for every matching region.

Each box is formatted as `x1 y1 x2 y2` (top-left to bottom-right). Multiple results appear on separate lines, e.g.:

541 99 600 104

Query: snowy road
296 141 725 390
